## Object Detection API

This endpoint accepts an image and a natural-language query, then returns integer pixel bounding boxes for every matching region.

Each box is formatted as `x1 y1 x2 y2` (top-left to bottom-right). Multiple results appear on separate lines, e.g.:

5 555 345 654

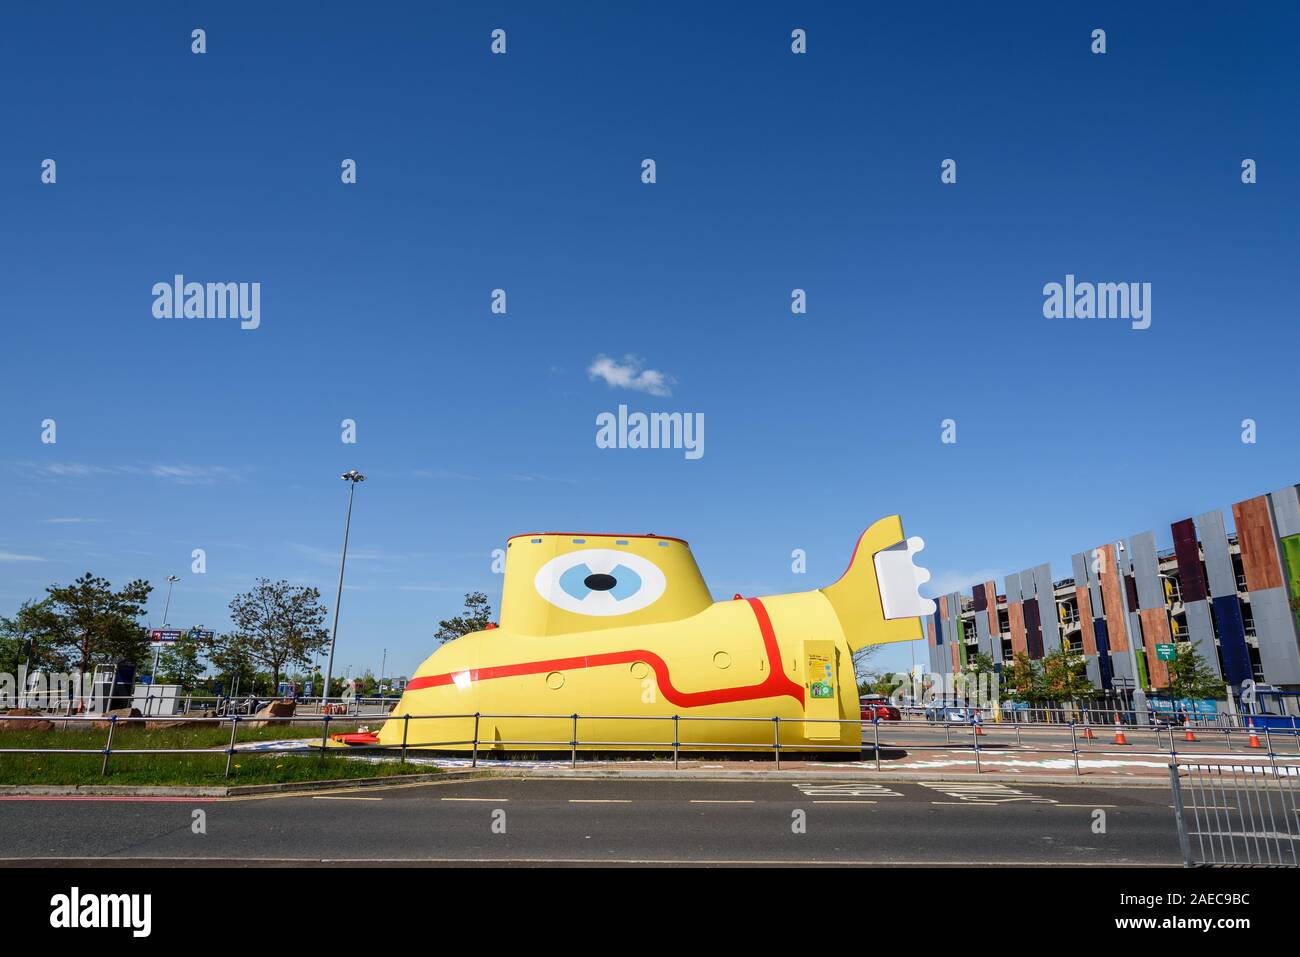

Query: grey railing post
570 713 579 768
1070 721 1080 780
400 713 409 764
873 717 881 772
672 715 680 770
973 718 981 774
1015 715 1022 747
1168 763 1193 867
320 710 331 755
100 714 117 777
1265 727 1278 776
224 715 239 778
471 712 480 768
773 716 781 770
944 720 951 745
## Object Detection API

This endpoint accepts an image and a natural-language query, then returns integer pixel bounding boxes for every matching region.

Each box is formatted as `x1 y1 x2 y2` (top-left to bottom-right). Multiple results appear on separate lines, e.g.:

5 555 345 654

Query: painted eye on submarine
533 549 668 616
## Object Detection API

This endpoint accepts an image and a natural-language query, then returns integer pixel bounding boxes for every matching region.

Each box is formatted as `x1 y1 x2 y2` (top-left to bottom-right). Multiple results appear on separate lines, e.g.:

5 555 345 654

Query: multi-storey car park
926 485 1300 722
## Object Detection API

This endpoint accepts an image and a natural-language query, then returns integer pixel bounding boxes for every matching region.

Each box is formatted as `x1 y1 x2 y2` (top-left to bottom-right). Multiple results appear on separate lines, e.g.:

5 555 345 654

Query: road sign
1156 643 1177 661
150 629 182 644
187 628 215 641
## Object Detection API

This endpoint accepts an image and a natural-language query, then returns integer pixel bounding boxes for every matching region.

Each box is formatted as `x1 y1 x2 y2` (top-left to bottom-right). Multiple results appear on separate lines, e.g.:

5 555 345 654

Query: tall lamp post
322 470 365 719
148 575 180 717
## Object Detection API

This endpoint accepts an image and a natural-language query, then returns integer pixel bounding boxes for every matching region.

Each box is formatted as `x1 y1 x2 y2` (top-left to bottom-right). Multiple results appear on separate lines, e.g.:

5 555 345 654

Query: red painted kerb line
405 597 805 708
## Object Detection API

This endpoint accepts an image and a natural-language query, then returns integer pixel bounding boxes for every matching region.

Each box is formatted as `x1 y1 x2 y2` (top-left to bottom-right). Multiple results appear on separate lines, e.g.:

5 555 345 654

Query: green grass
0 720 432 786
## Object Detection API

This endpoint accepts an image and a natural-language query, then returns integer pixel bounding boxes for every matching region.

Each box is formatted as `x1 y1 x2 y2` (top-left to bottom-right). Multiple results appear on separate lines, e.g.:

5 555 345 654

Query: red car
859 696 901 721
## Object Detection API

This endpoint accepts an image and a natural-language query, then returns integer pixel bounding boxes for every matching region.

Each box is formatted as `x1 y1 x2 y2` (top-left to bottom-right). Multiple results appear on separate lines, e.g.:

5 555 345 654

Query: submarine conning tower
501 532 714 638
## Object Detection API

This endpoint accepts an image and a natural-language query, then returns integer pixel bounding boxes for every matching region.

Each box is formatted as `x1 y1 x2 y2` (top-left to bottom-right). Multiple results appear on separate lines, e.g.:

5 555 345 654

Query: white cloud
288 543 436 565
41 517 105 524
0 551 46 562
587 354 675 397
9 461 243 485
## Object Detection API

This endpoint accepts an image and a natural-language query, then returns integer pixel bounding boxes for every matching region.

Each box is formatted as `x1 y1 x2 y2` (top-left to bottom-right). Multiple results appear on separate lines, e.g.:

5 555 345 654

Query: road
0 777 1184 866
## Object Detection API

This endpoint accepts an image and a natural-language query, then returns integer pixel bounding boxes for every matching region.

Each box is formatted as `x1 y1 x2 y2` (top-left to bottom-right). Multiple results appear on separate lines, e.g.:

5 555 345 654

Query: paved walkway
236 736 1300 782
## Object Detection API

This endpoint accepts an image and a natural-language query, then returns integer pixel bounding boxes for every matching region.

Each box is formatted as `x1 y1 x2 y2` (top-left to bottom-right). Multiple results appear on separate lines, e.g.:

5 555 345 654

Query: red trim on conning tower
505 532 691 546
404 597 804 707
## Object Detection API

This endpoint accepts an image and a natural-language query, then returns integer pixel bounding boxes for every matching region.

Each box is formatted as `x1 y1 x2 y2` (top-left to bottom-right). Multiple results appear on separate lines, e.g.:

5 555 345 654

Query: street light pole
322 470 365 717
162 575 179 628
149 575 180 717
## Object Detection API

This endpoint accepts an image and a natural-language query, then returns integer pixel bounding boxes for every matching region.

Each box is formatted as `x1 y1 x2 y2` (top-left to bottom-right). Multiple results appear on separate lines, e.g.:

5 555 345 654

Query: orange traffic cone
1183 714 1197 742
1083 724 1095 740
974 721 985 736
1113 714 1129 745
1247 720 1262 749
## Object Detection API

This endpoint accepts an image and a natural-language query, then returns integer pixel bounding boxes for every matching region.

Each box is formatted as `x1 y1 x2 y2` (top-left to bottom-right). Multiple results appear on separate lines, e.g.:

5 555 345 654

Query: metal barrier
1169 761 1300 867
5 709 1300 780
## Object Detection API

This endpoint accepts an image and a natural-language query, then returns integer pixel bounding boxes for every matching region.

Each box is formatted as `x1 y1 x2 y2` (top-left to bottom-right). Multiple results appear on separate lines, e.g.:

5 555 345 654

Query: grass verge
0 720 428 786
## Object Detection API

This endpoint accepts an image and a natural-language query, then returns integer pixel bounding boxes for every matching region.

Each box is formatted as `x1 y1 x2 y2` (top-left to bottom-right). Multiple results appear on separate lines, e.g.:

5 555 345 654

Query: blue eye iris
558 563 643 603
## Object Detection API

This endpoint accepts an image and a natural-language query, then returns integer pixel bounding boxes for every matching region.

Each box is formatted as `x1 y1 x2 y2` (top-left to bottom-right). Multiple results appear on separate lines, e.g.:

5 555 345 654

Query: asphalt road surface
0 777 1185 866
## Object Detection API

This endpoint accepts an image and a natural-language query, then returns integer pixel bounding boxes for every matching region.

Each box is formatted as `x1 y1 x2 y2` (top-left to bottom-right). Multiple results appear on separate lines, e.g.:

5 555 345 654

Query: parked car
859 696 901 721
924 703 969 722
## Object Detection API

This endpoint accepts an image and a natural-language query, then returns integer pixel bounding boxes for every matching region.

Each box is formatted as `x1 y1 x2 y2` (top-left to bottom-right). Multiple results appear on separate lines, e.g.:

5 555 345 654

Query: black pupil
584 573 617 591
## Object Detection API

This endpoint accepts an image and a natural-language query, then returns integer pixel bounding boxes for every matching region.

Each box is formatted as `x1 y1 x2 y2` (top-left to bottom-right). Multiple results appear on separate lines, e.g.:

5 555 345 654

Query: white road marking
689 799 755 804
932 801 1001 806
568 799 631 804
791 783 903 798
813 800 878 804
441 797 510 802
919 782 1057 804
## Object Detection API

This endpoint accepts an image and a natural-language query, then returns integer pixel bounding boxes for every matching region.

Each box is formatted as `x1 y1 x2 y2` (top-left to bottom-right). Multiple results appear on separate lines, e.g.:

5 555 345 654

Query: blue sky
2 2 1297 681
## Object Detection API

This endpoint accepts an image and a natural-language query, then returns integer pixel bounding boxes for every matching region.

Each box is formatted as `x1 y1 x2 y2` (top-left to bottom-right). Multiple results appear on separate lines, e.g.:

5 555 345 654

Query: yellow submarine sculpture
372 516 935 754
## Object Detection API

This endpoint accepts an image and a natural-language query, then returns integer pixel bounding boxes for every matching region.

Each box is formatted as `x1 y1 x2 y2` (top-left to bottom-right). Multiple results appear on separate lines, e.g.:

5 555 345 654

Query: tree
434 592 494 644
25 574 153 674
225 579 330 692
156 632 205 689
1164 642 1226 701
857 671 900 697
202 631 256 695
1002 652 1039 703
1041 646 1093 702
851 643 881 685
0 600 59 674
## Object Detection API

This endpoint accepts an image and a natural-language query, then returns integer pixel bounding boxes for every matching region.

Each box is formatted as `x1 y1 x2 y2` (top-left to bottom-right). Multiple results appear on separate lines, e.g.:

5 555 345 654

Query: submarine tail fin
821 515 937 652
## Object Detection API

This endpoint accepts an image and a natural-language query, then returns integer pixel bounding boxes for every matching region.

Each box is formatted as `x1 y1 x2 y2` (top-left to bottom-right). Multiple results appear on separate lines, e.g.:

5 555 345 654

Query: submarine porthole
583 573 618 591
629 661 650 679
713 651 732 670
545 671 565 690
